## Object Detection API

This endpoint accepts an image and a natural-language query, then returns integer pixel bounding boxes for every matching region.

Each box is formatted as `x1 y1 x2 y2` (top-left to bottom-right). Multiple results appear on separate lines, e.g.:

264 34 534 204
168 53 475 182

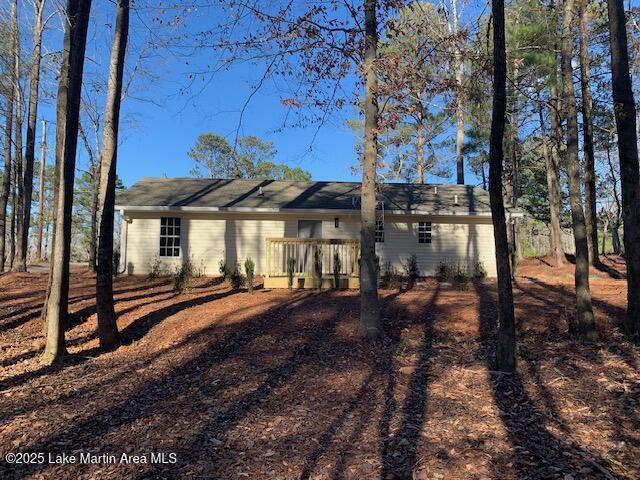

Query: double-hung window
375 219 384 243
418 222 432 244
160 217 181 257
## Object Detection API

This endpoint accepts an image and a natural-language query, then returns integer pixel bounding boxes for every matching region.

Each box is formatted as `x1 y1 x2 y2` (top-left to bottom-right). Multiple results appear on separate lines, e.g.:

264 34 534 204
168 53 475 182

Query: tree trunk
507 61 521 270
12 0 26 272
41 0 92 365
510 124 521 270
607 0 640 336
611 221 621 254
78 123 98 271
549 83 565 266
359 0 381 339
538 100 565 266
578 0 599 267
561 0 596 338
36 120 46 261
489 0 516 372
605 143 622 257
601 216 607 255
0 123 10 271
416 111 424 184
89 165 99 271
452 0 464 185
39 121 62 330
20 0 46 272
502 125 517 276
13 104 24 271
0 0 15 271
96 0 130 350
9 163 17 269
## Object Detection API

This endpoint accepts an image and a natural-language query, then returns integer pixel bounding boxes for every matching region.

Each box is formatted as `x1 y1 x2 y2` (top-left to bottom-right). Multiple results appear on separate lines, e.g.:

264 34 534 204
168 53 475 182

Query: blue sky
117 63 363 186
92 1 479 188
75 1 374 187
30 0 485 189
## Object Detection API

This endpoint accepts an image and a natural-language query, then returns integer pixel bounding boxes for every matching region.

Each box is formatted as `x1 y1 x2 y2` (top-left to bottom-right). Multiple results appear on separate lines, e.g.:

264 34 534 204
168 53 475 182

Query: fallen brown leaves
0 256 638 479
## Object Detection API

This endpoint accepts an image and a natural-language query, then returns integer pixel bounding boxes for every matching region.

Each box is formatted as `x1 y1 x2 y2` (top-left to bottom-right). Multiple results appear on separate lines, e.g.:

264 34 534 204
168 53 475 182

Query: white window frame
418 221 432 244
159 217 181 257
375 219 384 243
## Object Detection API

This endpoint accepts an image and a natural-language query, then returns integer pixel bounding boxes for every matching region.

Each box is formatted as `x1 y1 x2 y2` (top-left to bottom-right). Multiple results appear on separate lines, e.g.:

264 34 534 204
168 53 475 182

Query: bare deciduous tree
78 122 100 271
578 0 599 267
11 0 25 272
0 0 17 271
36 119 46 260
42 0 93 365
96 0 130 349
607 0 640 337
489 0 516 372
450 0 465 185
560 0 596 338
537 98 564 267
359 0 381 339
18 0 47 271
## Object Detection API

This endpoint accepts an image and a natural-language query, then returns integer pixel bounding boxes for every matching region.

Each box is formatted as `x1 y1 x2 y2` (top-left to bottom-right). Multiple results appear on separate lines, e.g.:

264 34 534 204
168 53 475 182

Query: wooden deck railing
265 238 360 277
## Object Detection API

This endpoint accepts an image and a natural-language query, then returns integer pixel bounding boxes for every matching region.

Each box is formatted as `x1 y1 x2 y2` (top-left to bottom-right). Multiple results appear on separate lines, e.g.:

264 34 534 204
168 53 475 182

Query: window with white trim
159 217 181 257
375 219 384 243
418 222 432 244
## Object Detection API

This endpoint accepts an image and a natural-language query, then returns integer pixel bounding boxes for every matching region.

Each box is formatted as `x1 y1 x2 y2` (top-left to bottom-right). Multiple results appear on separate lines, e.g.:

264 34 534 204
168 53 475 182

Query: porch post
265 238 271 278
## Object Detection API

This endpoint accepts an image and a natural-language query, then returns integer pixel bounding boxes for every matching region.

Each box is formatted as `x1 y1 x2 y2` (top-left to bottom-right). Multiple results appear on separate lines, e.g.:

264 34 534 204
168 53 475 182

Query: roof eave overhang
114 204 519 218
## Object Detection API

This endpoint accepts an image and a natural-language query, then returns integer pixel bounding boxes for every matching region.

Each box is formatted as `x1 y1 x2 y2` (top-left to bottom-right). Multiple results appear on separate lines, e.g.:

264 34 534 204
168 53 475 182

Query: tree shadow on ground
512 279 566 334
379 285 440 479
5 291 323 479
0 284 228 392
0 278 173 333
474 280 617 479
0 297 283 426
4 287 444 480
524 276 627 329
0 291 175 370
563 253 625 280
120 288 239 343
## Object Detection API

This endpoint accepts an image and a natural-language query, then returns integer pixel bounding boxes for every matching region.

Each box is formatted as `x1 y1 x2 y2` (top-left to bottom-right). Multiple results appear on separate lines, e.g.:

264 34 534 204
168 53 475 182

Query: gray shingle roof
115 178 497 215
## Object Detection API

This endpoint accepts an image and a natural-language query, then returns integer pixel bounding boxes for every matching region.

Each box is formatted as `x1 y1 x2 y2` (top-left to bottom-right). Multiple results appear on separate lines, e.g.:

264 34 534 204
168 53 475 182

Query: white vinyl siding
374 219 496 276
122 212 497 277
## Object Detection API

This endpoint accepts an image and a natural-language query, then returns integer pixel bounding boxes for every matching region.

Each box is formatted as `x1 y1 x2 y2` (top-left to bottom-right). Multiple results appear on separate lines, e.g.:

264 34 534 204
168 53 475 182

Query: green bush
286 257 296 290
218 259 230 278
452 267 470 290
381 261 403 290
437 260 469 290
148 256 164 279
403 254 420 288
173 258 196 294
228 263 245 290
473 260 487 279
244 257 255 293
333 251 342 289
194 258 206 277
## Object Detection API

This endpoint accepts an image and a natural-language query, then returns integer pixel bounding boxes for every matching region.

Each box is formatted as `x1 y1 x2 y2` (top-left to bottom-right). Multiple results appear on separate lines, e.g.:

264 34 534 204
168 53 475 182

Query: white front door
297 220 322 274
297 220 322 238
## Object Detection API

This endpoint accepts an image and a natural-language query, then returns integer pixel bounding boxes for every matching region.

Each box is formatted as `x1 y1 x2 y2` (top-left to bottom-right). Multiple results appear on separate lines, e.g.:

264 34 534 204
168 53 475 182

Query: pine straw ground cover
0 256 638 480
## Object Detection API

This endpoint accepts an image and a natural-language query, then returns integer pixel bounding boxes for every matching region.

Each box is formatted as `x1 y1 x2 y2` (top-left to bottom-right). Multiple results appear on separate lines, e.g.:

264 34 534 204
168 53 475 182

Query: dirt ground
0 255 638 480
